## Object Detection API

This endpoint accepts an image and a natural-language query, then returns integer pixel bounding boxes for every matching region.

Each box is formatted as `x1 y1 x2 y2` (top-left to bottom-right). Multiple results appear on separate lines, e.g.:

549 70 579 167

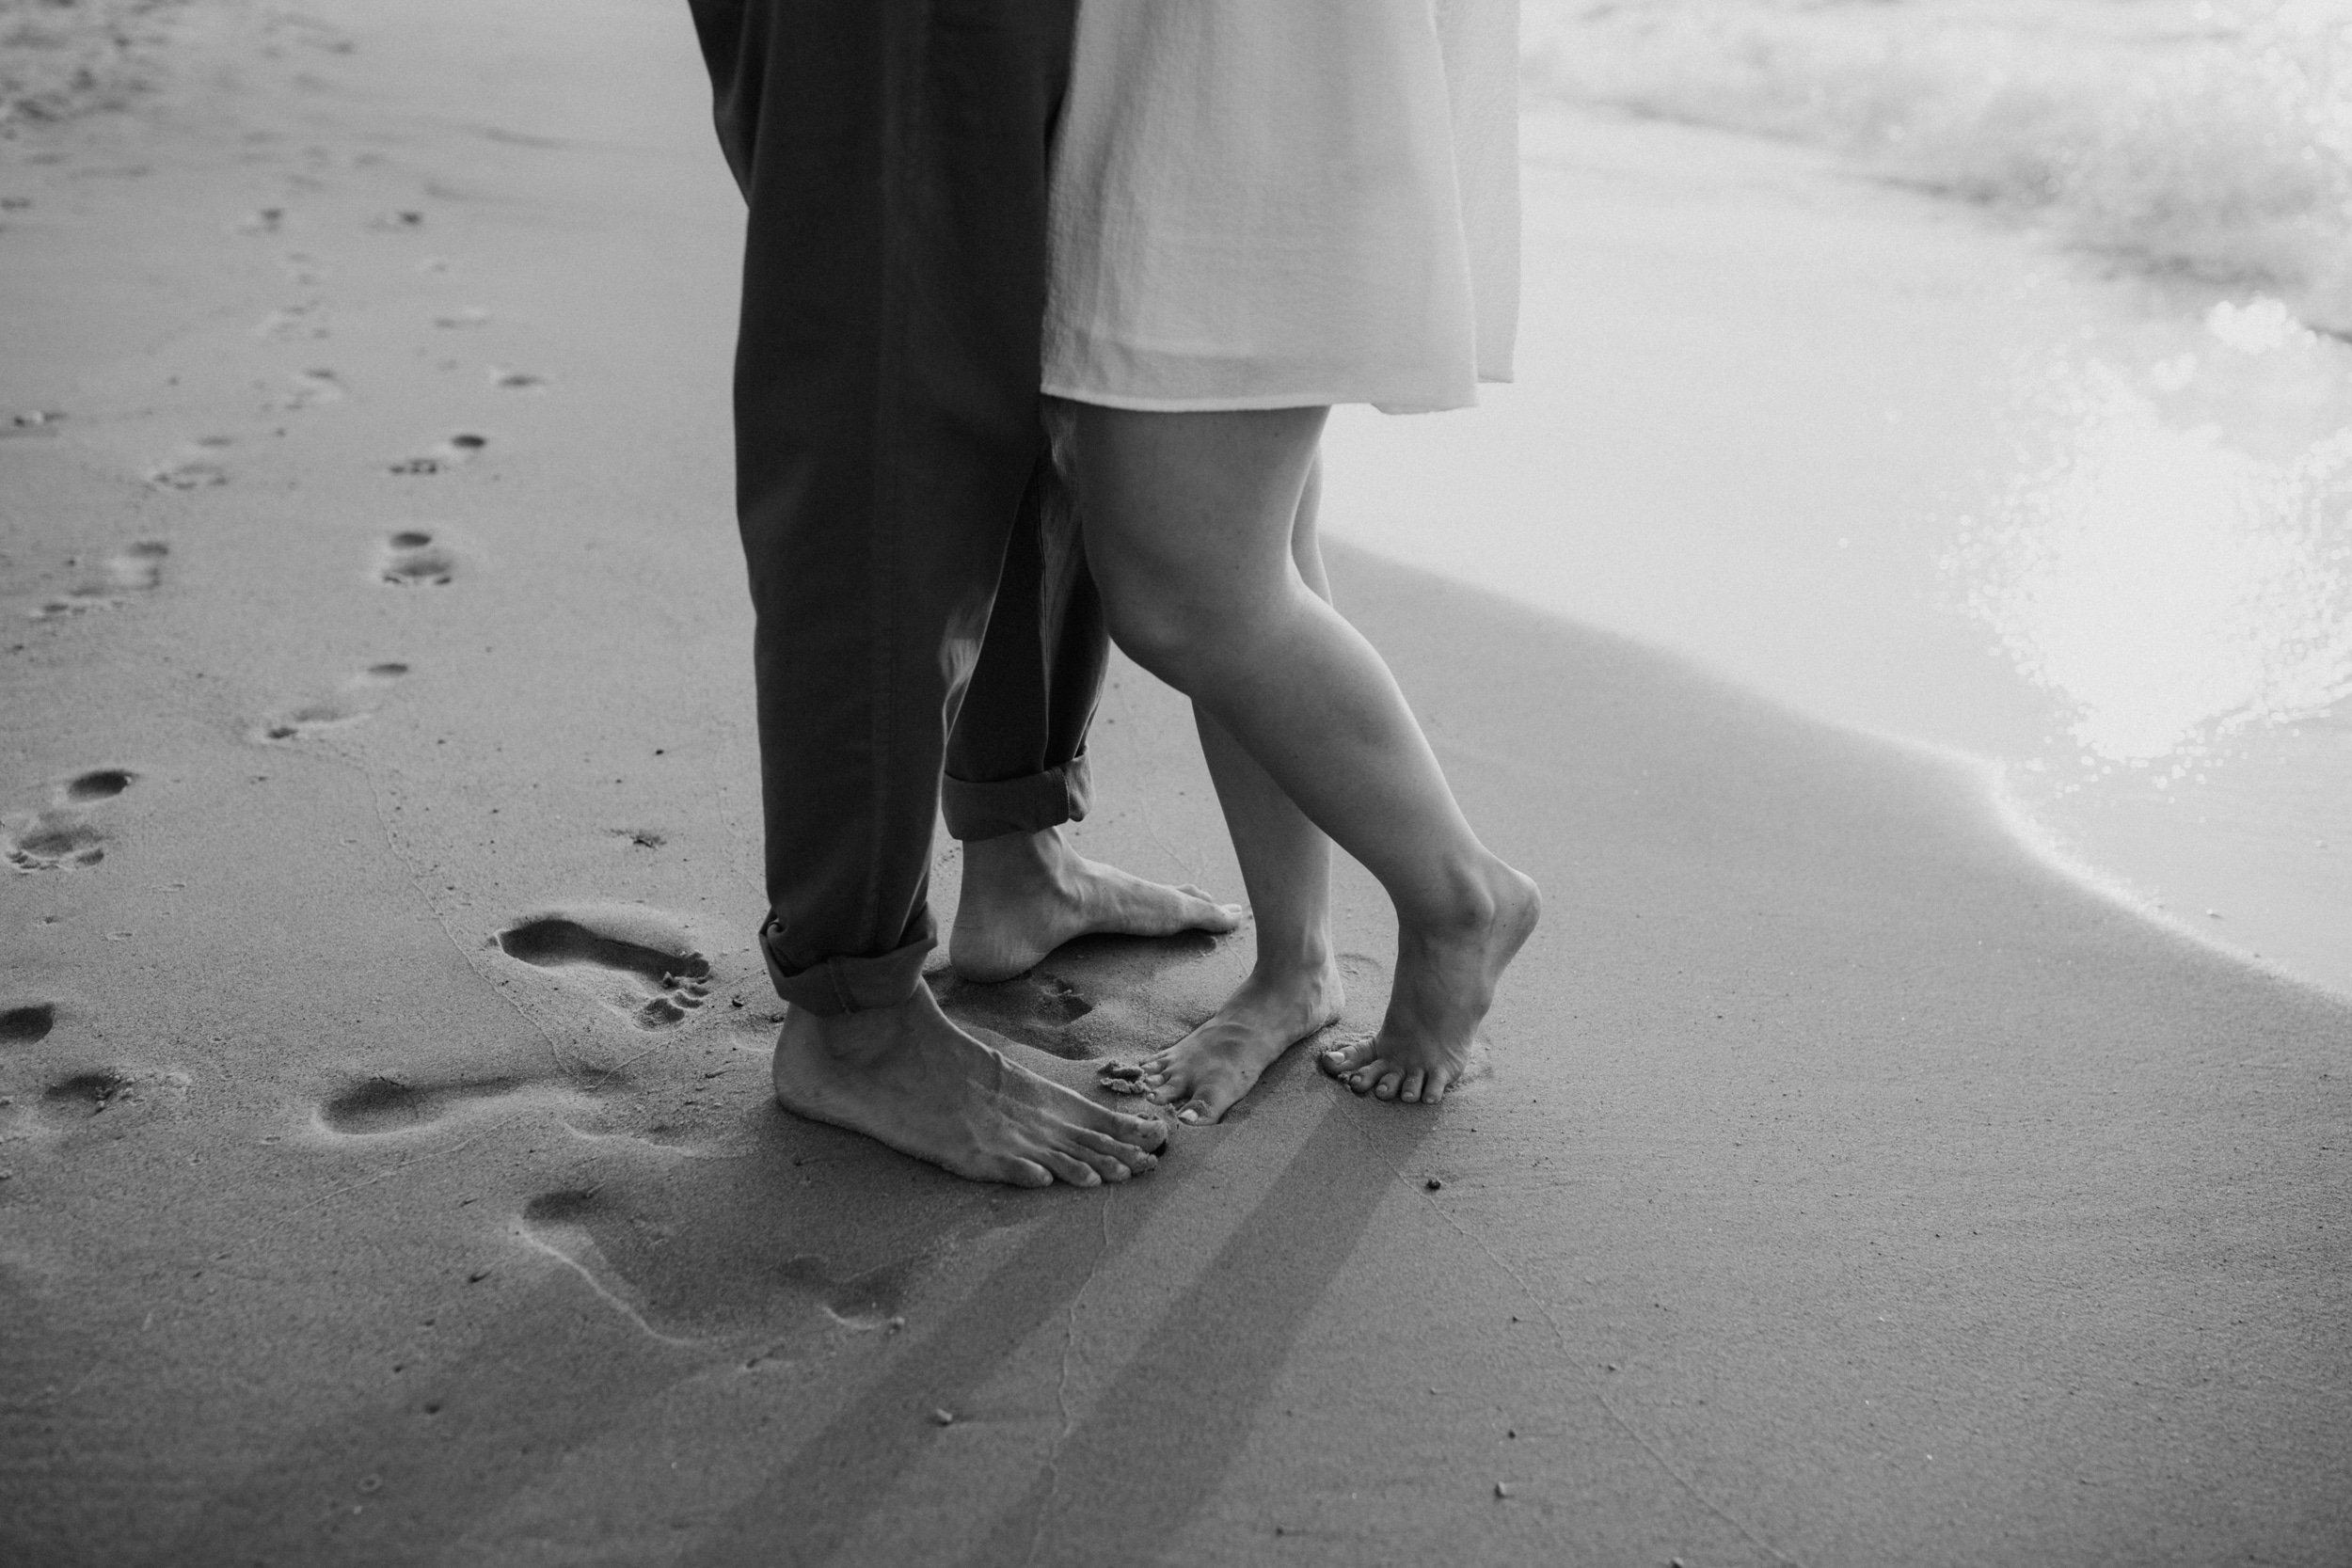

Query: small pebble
1424 1178 1442 1191
357 1475 382 1495
930 1407 954 1426
1493 1481 1511 1499
467 1270 489 1284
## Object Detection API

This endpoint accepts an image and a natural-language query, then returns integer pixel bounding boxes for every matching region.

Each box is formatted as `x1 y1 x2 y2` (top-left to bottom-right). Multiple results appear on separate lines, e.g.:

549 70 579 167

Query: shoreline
1325 103 2352 1007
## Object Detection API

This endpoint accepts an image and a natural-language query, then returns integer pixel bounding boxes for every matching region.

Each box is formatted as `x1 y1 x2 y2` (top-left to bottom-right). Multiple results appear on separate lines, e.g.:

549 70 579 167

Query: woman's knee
1097 583 1224 688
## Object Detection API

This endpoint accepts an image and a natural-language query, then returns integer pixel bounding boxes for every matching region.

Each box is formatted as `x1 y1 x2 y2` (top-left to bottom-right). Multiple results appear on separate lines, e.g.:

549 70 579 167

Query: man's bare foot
1102 957 1344 1126
773 985 1168 1188
1319 863 1540 1105
950 826 1243 982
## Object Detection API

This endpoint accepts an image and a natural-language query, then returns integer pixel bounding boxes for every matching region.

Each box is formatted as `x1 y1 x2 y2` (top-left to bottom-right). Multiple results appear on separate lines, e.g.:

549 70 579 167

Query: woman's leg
1063 402 1539 1104
1108 459 1344 1122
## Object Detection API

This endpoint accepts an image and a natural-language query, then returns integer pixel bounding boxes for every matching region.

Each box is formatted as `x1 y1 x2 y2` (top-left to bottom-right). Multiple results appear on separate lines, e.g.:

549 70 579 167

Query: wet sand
3 2 2348 1563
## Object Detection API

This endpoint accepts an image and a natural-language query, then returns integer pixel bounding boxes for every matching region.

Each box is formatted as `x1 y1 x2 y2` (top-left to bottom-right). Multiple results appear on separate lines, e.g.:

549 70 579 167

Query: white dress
1042 0 1520 415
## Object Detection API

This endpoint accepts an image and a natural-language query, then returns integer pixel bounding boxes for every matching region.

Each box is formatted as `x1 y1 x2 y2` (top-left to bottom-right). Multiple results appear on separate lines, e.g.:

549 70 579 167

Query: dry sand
3 2 2348 1564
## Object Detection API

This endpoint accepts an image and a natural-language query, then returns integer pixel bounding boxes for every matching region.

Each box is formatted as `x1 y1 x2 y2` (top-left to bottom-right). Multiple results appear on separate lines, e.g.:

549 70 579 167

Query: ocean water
1402 0 2352 997
1523 0 2352 331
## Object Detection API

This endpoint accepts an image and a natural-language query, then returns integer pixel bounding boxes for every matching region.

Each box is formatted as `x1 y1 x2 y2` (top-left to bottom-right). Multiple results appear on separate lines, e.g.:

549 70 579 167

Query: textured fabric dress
1042 0 1519 415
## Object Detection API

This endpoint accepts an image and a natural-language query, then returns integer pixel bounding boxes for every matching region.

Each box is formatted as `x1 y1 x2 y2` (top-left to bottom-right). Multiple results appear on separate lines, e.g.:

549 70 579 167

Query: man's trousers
687 0 1104 1014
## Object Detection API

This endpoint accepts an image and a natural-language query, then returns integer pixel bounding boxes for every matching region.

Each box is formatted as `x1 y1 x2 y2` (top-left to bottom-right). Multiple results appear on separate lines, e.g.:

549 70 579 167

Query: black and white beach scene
4 1 2347 1562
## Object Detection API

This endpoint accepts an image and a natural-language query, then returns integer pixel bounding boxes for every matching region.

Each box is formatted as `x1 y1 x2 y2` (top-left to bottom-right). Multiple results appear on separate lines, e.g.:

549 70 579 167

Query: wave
1523 0 2352 332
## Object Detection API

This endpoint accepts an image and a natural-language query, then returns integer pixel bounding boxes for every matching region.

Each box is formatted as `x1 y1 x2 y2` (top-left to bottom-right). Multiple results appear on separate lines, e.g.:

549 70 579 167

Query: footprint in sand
375 529 456 585
0 1003 57 1045
518 1186 916 1342
255 301 328 341
931 969 1100 1059
150 437 232 490
317 1068 606 1137
4 768 137 871
387 434 485 476
4 815 104 871
253 662 407 743
494 908 713 1030
273 368 345 410
32 1065 189 1132
40 1069 133 1117
61 768 134 803
31 541 167 620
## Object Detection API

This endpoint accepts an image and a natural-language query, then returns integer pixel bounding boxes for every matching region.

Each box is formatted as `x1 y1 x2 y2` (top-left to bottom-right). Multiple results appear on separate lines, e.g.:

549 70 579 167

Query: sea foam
1524 0 2352 332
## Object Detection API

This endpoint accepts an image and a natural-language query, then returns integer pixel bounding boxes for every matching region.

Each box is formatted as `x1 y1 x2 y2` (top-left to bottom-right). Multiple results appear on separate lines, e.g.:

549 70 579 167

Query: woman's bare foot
1106 957 1345 1126
1320 863 1540 1104
950 826 1243 982
772 985 1168 1187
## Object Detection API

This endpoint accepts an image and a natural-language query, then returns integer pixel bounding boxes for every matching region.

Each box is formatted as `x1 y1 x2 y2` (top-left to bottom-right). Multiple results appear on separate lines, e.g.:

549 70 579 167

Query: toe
1038 1148 1103 1187
1373 1069 1402 1101
1073 1127 1158 1174
1107 1111 1168 1152
1321 1036 1377 1077
1174 1098 1216 1126
1175 887 1246 930
1400 1069 1425 1103
1423 1069 1452 1104
1002 1159 1056 1189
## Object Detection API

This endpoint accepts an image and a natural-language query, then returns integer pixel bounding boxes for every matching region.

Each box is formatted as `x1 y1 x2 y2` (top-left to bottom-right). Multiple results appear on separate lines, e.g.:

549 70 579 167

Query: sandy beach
4 2 2348 1563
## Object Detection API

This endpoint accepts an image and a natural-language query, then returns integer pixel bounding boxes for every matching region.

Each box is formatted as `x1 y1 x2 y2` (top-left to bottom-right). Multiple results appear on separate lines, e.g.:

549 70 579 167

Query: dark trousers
687 0 1104 1015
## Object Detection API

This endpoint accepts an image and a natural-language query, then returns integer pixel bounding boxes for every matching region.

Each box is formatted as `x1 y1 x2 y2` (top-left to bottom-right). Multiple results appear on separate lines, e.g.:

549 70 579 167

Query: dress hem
1041 375 1510 416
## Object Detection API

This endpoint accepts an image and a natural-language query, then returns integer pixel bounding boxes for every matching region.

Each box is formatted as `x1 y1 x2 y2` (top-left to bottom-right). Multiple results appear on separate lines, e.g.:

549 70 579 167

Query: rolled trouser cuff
760 915 934 1016
940 752 1092 842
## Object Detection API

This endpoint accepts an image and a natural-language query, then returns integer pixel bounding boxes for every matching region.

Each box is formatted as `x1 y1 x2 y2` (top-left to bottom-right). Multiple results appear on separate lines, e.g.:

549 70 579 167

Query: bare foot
1103 958 1344 1126
772 985 1168 1187
950 826 1243 982
1319 863 1540 1105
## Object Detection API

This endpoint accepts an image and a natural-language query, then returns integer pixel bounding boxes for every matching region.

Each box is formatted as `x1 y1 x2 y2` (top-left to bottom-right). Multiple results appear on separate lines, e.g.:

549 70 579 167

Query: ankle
781 989 936 1067
959 828 1073 901
1249 937 1336 984
1403 856 1512 936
